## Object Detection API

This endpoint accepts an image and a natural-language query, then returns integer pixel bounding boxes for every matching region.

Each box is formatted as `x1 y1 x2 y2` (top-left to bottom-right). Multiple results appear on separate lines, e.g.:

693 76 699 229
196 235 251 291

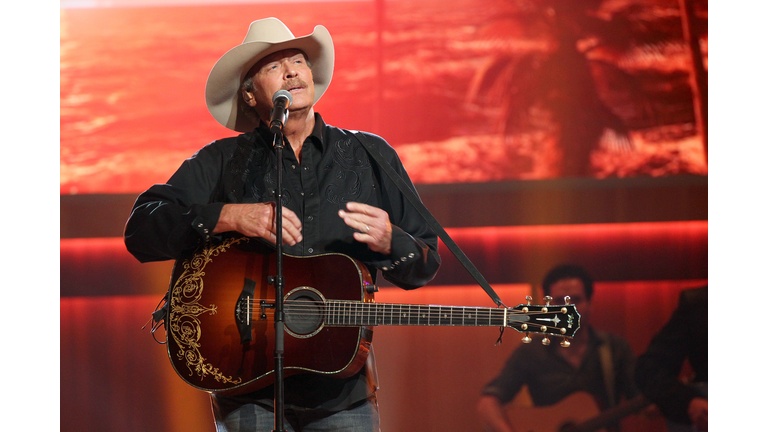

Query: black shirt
481 329 639 410
635 287 708 425
124 113 441 410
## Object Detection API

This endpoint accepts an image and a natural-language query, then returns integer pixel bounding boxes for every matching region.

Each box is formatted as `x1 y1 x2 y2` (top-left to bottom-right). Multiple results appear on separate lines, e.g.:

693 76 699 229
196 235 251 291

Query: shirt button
291 164 296 169
308 248 314 254
307 215 314 221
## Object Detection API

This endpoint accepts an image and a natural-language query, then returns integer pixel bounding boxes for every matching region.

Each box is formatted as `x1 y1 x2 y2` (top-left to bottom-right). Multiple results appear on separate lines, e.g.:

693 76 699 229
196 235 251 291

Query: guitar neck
324 301 525 327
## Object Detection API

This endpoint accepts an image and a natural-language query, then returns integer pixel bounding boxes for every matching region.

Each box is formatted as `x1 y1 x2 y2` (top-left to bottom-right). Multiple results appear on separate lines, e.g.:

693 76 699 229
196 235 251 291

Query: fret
333 302 338 325
439 306 449 326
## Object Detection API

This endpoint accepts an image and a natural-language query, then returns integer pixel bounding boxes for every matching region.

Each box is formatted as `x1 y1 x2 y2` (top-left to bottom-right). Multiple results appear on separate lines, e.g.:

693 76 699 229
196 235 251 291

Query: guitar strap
598 335 617 408
351 131 505 308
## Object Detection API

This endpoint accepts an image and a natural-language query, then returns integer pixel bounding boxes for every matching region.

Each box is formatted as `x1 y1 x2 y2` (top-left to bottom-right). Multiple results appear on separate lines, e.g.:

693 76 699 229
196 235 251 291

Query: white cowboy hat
205 17 334 132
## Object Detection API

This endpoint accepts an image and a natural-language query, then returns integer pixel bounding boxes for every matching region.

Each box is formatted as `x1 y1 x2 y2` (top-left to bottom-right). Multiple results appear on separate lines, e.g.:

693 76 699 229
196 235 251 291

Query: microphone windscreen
273 89 293 106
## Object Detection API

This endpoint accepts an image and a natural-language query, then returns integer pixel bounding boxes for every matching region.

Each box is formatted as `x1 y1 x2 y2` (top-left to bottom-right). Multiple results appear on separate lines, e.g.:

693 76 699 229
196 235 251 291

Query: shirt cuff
190 202 225 243
378 226 420 272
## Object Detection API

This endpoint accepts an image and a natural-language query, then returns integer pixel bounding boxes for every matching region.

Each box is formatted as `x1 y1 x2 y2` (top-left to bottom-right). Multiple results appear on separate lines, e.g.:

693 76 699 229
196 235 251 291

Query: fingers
339 202 392 254
278 208 303 245
338 202 377 234
222 202 303 246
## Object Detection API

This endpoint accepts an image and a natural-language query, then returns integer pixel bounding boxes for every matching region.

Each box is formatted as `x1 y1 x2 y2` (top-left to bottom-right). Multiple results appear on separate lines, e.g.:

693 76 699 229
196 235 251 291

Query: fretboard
324 301 528 327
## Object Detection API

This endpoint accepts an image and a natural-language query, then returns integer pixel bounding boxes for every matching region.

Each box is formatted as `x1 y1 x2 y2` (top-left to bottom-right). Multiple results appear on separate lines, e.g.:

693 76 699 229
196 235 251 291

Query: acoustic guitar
162 237 580 395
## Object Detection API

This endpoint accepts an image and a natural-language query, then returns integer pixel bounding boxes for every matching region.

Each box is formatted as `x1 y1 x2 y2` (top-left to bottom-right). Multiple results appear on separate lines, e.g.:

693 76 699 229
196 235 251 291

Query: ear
241 89 258 107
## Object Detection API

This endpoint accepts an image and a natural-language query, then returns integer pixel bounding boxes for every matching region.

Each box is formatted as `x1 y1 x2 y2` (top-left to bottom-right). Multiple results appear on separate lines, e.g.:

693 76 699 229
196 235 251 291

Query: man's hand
688 397 707 432
215 202 303 246
338 202 392 255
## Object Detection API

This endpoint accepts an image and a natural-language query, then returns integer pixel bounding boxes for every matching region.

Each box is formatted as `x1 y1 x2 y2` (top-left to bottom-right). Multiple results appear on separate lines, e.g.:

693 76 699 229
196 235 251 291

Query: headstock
505 295 580 347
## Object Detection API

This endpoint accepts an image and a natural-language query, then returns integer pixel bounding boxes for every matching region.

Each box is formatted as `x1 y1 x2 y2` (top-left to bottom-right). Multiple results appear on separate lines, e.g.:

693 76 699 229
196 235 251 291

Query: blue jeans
212 396 381 432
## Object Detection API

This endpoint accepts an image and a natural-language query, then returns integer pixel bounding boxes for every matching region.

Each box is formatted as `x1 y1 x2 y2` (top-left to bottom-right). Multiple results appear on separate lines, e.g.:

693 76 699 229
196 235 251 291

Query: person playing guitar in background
124 17 441 432
635 286 708 432
477 264 642 432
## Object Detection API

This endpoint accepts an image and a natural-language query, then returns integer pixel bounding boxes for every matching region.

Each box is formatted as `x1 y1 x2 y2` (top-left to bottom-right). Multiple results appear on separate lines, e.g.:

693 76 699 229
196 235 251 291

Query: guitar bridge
234 278 257 344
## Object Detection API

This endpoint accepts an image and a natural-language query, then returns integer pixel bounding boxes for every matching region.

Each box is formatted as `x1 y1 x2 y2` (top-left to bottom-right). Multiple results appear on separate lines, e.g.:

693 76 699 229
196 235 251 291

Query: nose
284 63 298 79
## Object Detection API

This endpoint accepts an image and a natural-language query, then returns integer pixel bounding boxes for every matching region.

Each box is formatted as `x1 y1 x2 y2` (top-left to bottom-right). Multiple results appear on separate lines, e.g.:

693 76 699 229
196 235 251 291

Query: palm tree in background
466 0 707 177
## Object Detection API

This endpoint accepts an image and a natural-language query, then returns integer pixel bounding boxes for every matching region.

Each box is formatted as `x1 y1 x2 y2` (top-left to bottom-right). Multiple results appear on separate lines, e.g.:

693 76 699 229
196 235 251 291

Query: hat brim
205 25 334 132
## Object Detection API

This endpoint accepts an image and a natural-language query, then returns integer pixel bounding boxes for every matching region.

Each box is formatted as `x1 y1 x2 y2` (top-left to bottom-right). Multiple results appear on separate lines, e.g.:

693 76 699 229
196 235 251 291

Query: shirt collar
251 112 326 152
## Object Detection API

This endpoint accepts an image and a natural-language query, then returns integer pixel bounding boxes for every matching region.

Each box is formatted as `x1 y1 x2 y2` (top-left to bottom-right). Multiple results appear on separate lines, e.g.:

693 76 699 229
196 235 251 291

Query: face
548 277 591 328
242 49 315 121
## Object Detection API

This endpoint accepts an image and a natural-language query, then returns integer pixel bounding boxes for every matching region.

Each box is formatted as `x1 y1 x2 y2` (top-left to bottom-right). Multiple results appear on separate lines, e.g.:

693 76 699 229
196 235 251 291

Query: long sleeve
354 130 441 290
124 140 233 262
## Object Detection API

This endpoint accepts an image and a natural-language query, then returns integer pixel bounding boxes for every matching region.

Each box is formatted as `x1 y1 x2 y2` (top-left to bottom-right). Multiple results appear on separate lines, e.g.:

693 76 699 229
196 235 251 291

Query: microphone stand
271 126 287 432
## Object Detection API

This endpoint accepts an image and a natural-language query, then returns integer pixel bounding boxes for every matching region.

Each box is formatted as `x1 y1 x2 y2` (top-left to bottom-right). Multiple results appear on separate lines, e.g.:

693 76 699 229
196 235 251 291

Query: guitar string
248 301 562 316
245 299 569 326
247 298 568 311
247 300 567 315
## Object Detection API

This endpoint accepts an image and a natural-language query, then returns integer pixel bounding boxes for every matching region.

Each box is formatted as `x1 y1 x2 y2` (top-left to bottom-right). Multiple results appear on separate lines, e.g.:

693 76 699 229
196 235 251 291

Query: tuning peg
523 295 532 313
522 333 532 343
542 296 552 312
564 295 571 305
541 336 551 346
560 338 571 348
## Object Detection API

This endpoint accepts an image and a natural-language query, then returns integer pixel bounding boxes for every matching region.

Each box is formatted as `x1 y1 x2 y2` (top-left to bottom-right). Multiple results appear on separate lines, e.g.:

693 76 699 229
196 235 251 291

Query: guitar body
165 237 373 395
506 392 649 432
506 392 603 432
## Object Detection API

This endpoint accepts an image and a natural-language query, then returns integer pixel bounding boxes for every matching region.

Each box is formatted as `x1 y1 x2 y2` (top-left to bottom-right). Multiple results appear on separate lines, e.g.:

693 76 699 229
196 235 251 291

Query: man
124 18 441 432
635 286 708 432
477 264 639 432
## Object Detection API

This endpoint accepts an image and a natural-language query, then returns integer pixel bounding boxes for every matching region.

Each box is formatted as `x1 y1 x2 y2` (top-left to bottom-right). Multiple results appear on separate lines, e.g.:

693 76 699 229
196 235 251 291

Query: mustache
282 79 309 91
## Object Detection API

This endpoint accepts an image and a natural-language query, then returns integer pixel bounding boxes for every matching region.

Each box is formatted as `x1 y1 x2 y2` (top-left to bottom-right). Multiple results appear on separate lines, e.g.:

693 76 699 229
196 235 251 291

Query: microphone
269 89 293 133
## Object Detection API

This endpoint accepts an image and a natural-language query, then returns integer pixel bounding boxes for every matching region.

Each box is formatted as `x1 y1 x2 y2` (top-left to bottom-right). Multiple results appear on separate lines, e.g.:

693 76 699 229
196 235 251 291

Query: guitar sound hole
284 288 325 337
